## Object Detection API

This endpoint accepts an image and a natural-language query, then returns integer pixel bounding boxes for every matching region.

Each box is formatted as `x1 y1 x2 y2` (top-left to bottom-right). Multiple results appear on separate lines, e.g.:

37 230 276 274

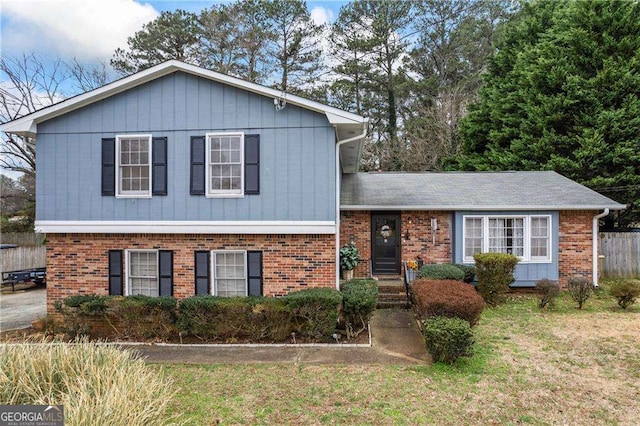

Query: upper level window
117 135 152 197
206 133 244 197
463 215 551 263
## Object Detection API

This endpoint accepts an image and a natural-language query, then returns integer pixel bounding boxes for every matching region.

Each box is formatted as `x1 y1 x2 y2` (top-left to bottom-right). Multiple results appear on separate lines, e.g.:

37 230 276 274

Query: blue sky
0 0 348 62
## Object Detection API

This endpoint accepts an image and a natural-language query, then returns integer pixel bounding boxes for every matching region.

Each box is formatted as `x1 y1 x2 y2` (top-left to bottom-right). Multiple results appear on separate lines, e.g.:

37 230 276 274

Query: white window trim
211 250 248 296
462 215 552 264
205 132 244 198
124 249 159 296
116 134 153 198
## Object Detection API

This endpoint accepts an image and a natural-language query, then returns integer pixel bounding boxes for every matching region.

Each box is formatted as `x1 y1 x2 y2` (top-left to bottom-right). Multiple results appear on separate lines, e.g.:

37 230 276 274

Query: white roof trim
2 60 367 137
34 220 336 234
340 204 626 211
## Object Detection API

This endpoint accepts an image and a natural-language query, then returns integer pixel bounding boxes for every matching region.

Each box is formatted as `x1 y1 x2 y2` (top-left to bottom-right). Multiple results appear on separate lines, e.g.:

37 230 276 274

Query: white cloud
1 0 159 60
310 6 333 27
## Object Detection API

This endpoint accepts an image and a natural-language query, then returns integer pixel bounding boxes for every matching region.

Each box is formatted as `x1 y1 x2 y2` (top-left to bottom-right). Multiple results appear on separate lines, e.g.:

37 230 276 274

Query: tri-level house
2 61 624 313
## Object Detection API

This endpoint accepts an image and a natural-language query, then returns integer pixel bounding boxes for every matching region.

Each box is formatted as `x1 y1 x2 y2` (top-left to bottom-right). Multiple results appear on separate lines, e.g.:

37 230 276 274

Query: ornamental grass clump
474 253 519 306
0 339 177 425
608 279 640 309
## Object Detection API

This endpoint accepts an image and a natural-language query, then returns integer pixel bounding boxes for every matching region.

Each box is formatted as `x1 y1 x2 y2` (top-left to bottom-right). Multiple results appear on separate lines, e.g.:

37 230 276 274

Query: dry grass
161 289 640 425
0 339 180 425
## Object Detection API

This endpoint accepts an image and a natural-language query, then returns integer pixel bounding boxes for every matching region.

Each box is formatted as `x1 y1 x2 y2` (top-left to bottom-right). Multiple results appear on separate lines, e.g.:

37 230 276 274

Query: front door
371 213 401 274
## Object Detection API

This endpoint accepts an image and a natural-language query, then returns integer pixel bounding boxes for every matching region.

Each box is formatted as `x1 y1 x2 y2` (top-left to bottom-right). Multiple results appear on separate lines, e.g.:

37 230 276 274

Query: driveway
0 287 46 332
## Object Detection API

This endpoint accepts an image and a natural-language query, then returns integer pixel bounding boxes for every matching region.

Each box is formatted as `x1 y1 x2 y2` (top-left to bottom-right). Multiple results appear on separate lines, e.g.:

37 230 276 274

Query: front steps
376 278 409 309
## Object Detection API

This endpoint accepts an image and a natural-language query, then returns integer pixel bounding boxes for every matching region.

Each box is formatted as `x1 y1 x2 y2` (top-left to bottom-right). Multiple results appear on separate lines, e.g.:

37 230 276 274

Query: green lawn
159 284 640 425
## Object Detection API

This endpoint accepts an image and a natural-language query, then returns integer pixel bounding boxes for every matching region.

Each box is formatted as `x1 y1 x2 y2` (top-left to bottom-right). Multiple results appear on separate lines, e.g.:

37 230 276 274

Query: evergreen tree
111 10 200 75
265 0 325 95
456 0 640 226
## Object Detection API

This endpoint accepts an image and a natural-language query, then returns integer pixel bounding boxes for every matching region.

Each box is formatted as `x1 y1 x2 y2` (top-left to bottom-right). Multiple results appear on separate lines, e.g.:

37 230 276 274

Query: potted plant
340 242 360 280
406 259 418 283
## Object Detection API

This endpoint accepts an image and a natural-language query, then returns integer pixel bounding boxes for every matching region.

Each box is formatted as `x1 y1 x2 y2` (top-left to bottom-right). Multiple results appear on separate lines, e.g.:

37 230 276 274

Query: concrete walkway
132 309 431 365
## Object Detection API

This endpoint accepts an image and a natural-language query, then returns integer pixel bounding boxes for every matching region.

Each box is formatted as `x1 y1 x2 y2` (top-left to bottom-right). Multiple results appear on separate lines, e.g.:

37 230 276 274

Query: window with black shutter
194 251 210 295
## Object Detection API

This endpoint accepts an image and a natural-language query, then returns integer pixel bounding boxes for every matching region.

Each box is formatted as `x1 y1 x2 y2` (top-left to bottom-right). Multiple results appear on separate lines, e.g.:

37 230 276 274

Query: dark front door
371 213 401 274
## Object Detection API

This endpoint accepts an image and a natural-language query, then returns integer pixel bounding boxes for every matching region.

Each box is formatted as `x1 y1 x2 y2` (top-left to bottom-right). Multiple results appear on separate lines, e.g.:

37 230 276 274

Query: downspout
334 124 368 289
592 208 609 287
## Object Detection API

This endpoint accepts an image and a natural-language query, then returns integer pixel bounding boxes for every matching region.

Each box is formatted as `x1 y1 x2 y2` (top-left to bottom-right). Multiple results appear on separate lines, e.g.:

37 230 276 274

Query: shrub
248 298 293 341
56 295 177 340
411 279 484 326
0 339 176 425
284 288 343 340
418 263 465 281
453 264 476 283
474 253 519 306
536 279 560 309
341 279 378 339
567 276 593 309
608 279 640 309
106 295 177 340
423 316 474 364
178 296 255 341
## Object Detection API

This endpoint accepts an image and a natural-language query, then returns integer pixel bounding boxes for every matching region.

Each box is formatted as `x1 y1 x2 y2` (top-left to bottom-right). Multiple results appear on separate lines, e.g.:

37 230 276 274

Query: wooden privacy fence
599 232 640 278
1 246 46 273
0 233 46 246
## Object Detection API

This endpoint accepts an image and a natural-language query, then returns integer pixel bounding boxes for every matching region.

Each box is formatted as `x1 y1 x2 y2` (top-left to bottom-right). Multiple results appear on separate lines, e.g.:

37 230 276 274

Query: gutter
592 208 609 287
334 123 368 289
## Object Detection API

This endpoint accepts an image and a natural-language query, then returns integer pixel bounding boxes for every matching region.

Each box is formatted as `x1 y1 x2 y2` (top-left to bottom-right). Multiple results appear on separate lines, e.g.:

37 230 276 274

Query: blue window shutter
244 134 260 195
158 250 173 296
152 137 168 196
102 138 116 196
108 250 123 295
194 251 210 295
247 251 263 296
190 136 205 195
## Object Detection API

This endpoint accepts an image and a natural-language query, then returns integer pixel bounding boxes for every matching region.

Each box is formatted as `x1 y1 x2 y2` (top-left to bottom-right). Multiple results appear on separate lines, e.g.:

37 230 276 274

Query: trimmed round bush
423 316 474 364
284 288 343 340
411 279 484 326
341 279 378 339
608 279 640 309
418 263 465 281
453 264 476 283
474 253 519 306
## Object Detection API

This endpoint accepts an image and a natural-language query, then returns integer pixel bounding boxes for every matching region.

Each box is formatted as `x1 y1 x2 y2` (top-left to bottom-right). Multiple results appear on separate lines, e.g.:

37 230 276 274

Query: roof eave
1 60 367 137
340 204 627 211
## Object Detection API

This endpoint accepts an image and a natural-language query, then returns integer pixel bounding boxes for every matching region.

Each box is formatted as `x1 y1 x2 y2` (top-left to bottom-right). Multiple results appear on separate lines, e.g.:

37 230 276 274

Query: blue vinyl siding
36 72 336 222
453 211 559 287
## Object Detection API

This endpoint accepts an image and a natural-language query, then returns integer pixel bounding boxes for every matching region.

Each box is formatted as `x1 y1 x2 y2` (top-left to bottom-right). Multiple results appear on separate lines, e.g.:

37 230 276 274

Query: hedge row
54 283 378 343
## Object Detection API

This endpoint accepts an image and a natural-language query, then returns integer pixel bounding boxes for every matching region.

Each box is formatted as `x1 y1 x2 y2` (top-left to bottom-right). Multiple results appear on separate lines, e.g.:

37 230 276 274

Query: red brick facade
340 210 453 278
341 209 596 287
46 233 335 313
558 210 594 287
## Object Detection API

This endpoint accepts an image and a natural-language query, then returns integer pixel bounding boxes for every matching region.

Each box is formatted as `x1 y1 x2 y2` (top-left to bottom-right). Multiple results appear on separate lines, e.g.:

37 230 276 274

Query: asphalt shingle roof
340 171 625 210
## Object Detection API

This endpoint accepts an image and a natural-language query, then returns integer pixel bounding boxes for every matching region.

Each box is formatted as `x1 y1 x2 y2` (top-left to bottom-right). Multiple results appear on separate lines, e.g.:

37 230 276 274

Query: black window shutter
158 250 173 297
108 250 123 295
152 137 168 196
247 251 263 296
194 251 210 295
190 136 206 195
244 134 260 195
102 138 116 196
